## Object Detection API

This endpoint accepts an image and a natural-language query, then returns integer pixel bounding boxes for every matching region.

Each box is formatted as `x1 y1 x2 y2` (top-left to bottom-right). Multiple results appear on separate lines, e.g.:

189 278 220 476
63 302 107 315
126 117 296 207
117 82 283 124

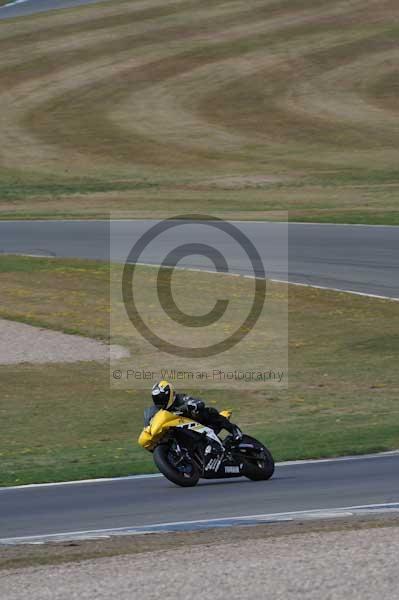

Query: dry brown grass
1 0 399 222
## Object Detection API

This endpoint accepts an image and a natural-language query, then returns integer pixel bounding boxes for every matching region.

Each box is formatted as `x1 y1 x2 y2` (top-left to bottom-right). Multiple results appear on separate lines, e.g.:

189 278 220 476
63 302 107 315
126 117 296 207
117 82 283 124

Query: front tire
240 435 275 481
153 444 200 487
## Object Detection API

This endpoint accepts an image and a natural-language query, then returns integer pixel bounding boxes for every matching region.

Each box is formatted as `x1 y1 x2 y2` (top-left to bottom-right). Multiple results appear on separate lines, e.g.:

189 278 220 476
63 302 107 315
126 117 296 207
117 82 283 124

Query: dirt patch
192 174 288 189
1 514 398 571
0 318 129 364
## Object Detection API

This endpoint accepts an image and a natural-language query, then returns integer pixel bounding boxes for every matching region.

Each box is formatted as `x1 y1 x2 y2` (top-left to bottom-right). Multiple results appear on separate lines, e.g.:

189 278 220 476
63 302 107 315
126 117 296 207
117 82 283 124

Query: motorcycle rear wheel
153 444 200 487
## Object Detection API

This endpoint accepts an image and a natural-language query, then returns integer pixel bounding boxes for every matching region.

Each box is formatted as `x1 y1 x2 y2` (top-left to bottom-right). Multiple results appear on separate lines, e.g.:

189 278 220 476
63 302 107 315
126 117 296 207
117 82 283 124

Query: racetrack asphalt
0 453 398 540
1 220 398 299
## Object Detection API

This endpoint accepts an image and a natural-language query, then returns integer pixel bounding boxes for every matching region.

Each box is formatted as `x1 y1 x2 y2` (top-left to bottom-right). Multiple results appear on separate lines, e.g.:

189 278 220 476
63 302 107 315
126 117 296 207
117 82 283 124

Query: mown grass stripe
1 0 399 221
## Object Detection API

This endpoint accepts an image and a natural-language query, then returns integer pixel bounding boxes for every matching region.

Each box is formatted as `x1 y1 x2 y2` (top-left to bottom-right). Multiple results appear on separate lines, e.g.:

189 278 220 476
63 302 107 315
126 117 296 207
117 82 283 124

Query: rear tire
240 435 275 481
153 444 200 487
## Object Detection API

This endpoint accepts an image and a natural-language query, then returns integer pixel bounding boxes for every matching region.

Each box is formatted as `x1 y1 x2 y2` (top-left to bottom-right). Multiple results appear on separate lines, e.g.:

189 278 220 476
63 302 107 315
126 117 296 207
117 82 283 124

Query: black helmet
151 380 174 409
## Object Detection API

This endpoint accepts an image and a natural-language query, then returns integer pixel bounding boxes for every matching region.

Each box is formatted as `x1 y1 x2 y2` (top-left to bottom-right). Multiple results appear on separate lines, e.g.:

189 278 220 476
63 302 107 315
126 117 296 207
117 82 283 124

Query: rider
149 380 243 450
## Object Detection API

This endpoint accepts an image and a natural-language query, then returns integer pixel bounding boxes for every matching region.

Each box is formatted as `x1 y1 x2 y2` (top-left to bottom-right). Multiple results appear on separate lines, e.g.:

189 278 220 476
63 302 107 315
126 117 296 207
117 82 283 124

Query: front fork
171 439 203 473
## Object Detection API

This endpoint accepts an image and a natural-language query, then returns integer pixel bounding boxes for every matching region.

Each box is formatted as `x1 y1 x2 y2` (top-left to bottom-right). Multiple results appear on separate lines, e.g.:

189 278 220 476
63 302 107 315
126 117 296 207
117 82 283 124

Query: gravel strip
2 526 399 599
0 319 129 364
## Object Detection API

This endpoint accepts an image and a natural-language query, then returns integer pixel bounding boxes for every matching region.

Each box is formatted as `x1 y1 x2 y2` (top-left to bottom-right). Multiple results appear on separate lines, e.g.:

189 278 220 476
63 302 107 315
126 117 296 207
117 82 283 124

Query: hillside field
1 0 399 221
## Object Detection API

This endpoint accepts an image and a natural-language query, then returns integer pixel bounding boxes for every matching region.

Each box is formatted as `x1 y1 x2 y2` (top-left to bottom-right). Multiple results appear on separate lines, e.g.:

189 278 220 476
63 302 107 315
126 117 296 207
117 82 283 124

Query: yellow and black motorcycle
138 408 274 487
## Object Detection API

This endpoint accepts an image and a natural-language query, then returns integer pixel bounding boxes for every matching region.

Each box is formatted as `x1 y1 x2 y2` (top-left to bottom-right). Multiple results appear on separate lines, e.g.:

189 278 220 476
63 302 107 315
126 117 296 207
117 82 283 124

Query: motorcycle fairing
138 409 224 451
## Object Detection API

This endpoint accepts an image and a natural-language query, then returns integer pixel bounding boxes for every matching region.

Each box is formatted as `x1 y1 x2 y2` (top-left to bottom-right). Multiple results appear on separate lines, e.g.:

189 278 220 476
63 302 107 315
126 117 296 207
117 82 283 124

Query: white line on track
2 0 30 7
6 254 398 300
1 501 399 545
132 262 399 302
1 450 398 492
269 279 399 302
2 219 397 228
3 255 399 301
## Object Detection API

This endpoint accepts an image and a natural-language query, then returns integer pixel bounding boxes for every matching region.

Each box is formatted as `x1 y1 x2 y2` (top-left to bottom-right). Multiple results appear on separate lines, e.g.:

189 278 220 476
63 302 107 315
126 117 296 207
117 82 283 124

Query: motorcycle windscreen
144 406 159 426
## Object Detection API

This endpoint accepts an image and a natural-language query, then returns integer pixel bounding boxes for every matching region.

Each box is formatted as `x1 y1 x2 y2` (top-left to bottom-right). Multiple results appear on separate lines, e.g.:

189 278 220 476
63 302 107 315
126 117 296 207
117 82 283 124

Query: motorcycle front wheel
153 443 200 487
239 435 275 481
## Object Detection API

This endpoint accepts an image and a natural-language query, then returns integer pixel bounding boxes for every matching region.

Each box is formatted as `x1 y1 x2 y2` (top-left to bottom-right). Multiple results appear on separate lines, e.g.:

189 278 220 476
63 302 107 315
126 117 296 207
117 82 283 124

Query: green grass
0 255 398 486
0 255 109 337
0 254 107 273
0 176 159 200
1 0 399 222
290 212 399 226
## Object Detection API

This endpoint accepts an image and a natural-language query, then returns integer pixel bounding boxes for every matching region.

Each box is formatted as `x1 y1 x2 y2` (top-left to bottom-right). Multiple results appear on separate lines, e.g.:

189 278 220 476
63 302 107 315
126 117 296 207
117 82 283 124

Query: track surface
0 454 398 539
0 0 105 20
1 220 398 298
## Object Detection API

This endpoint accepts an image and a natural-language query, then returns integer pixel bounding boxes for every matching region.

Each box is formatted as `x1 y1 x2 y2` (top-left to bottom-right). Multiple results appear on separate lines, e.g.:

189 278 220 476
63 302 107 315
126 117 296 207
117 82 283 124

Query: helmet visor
152 382 171 408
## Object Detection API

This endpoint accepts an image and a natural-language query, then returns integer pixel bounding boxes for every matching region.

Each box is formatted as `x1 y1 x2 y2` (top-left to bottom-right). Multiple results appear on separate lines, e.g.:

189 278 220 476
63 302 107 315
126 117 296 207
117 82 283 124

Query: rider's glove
186 398 204 416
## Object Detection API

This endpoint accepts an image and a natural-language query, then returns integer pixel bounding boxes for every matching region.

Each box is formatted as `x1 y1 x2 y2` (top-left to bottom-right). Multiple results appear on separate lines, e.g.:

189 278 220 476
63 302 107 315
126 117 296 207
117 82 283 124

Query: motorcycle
138 408 274 487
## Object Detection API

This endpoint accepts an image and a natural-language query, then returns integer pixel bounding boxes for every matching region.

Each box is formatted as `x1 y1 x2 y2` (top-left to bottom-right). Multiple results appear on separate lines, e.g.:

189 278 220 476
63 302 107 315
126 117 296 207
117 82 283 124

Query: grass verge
0 255 398 486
